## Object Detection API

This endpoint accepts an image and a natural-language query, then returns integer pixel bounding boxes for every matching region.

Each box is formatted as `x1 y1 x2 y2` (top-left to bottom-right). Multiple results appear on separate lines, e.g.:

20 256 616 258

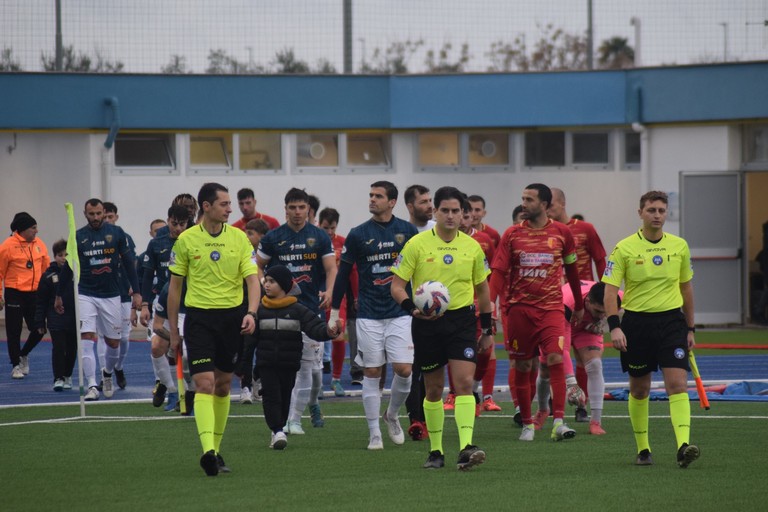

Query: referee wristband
607 315 621 331
480 312 493 330
400 298 417 316
687 326 696 333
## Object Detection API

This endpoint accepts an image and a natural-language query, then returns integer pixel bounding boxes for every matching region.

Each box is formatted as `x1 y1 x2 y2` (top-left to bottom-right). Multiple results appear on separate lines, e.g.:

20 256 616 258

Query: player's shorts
412 306 477 373
620 309 690 377
121 301 132 335
80 295 122 339
184 306 245 375
505 304 565 360
570 329 604 352
301 314 328 369
355 316 414 368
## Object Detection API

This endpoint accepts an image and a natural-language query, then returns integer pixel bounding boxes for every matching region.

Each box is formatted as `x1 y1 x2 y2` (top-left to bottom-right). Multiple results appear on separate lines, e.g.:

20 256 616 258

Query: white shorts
80 295 122 340
121 301 132 335
159 313 186 337
356 316 414 368
301 332 325 370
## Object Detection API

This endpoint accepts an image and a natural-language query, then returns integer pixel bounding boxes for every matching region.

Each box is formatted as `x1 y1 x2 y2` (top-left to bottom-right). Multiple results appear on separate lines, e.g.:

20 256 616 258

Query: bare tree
40 45 123 72
0 47 22 71
161 55 190 74
425 42 470 73
597 37 635 69
360 39 424 74
271 48 310 73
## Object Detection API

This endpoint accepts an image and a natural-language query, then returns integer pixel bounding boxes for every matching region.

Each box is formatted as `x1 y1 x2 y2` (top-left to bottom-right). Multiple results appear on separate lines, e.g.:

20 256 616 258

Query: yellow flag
65 203 80 282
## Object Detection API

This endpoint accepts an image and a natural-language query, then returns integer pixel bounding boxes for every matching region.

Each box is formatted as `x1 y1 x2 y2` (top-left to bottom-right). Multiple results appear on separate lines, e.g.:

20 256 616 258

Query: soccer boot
114 368 127 389
240 387 253 404
11 366 24 379
152 381 167 408
53 378 65 391
285 421 305 435
270 431 288 450
635 449 653 466
589 421 606 435
532 409 549 431
310 404 325 427
367 433 384 450
519 425 535 442
443 393 456 410
102 370 114 398
331 379 345 397
423 450 445 469
19 355 30 375
457 445 486 471
216 453 231 473
551 422 577 441
408 420 427 441
482 396 502 411
575 406 589 423
164 392 179 412
200 450 218 476
676 443 700 469
84 386 100 401
382 410 405 445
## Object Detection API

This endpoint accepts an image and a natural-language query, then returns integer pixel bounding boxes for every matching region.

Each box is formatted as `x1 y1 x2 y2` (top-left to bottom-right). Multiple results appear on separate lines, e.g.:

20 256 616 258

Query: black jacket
34 261 76 332
255 297 329 372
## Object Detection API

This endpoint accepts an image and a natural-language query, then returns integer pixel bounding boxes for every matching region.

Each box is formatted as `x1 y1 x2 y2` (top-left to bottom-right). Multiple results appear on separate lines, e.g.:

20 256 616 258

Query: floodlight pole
586 0 594 70
630 17 642 67
55 0 63 71
719 22 729 61
343 0 352 73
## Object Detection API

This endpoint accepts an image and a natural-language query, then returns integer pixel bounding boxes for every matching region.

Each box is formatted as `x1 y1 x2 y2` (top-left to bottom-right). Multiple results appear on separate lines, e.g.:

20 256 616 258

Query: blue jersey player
59 198 140 401
330 181 418 450
256 187 337 434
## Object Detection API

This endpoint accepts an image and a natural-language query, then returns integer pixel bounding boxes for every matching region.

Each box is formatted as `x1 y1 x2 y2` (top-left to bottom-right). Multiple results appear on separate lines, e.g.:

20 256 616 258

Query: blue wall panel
1 62 767 131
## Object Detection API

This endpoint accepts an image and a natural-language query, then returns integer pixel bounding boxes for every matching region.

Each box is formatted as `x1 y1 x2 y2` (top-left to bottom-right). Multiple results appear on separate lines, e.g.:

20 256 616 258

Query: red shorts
504 304 565 360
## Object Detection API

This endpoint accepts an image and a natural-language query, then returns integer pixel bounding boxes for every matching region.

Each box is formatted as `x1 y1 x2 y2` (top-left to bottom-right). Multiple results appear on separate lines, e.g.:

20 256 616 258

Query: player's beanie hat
265 265 298 295
10 212 37 233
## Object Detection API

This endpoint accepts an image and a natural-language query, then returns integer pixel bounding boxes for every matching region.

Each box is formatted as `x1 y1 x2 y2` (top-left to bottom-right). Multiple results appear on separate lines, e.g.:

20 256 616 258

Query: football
413 280 451 316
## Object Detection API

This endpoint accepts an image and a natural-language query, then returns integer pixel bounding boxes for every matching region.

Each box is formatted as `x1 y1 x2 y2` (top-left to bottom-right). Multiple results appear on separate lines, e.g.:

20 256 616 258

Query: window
114 133 175 171
239 133 281 170
296 134 338 167
468 133 510 167
347 133 391 167
419 132 459 167
572 132 610 166
190 132 233 171
624 131 641 168
525 131 565 167
743 124 768 168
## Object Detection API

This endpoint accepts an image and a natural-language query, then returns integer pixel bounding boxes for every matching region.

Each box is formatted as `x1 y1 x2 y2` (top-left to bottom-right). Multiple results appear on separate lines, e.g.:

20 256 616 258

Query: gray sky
2 0 767 73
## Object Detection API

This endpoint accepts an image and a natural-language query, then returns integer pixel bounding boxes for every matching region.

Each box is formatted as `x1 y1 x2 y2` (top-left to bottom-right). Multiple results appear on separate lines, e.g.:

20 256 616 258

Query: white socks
387 373 412 418
82 339 97 387
151 355 176 392
288 359 313 423
363 376 382 434
585 358 604 422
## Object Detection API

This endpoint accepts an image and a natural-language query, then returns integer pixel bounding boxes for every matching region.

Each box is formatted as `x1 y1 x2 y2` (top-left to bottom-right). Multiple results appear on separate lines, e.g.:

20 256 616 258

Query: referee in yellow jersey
168 182 260 477
602 190 700 468
391 187 493 471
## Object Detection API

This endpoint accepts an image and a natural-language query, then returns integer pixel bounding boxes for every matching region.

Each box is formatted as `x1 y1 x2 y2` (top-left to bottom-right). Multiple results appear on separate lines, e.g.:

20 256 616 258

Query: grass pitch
2 399 766 511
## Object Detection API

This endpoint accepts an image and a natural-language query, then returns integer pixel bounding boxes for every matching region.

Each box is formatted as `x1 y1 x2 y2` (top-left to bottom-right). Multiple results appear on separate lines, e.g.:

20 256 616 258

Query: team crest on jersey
674 348 685 360
653 255 663 266
395 233 405 245
169 251 176 265
307 238 316 247
547 237 558 249
443 254 453 264
105 235 113 243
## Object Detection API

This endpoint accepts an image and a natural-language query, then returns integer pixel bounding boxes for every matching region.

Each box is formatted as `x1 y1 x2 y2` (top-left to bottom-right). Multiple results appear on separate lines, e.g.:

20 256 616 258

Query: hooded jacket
34 261 76 332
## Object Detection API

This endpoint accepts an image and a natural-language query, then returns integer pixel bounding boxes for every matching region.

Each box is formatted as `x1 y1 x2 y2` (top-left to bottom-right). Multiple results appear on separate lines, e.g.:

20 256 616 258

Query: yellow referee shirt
392 229 490 310
602 229 693 313
169 224 258 309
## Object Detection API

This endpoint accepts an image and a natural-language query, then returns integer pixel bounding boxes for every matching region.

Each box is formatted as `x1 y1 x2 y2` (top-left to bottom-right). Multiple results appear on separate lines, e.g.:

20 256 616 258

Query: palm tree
597 37 635 69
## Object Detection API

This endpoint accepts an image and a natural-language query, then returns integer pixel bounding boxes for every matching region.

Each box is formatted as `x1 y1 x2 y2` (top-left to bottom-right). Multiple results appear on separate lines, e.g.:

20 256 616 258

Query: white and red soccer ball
413 281 451 316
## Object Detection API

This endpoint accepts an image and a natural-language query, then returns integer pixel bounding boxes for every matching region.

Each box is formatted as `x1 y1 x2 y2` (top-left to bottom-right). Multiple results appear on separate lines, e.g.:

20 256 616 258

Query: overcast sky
2 0 767 73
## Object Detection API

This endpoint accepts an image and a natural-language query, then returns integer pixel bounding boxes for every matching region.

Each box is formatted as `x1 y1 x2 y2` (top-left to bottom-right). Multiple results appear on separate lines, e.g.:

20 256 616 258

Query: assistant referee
602 190 699 469
391 187 493 472
168 182 260 477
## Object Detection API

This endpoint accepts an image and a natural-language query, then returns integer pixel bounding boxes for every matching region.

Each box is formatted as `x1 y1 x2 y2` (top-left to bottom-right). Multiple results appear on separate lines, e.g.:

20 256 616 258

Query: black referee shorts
412 306 477 374
620 309 690 377
184 306 246 375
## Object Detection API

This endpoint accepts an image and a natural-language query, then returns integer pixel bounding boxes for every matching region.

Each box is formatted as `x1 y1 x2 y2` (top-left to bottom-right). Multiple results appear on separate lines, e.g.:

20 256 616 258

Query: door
679 172 742 324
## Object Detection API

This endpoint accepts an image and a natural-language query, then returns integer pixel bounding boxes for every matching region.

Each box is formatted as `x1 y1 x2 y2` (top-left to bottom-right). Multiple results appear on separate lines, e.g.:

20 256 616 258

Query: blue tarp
608 381 768 402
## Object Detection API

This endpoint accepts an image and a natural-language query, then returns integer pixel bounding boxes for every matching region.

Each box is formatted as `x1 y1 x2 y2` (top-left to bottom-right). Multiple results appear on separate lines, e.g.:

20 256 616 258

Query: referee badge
210 250 221 261
443 254 453 264
674 348 685 360
464 347 475 359
653 255 663 266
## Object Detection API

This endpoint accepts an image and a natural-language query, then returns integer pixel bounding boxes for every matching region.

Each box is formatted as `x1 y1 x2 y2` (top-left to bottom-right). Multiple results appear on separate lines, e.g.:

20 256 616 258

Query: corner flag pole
65 203 86 418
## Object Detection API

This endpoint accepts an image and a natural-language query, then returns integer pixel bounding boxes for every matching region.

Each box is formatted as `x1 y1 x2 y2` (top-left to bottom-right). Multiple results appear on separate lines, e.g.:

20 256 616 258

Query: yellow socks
454 394 475 449
669 392 691 449
423 398 444 454
194 393 215 453
212 394 231 454
628 395 650 453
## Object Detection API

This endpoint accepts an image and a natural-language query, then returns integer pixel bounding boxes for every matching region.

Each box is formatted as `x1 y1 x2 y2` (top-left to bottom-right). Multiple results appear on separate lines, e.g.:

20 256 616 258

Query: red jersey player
548 188 606 281
231 187 280 231
490 183 584 443
468 195 501 248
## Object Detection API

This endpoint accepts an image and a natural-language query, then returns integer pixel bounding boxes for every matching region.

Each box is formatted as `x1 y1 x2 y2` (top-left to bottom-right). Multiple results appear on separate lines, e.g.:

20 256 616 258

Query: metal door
679 172 742 324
